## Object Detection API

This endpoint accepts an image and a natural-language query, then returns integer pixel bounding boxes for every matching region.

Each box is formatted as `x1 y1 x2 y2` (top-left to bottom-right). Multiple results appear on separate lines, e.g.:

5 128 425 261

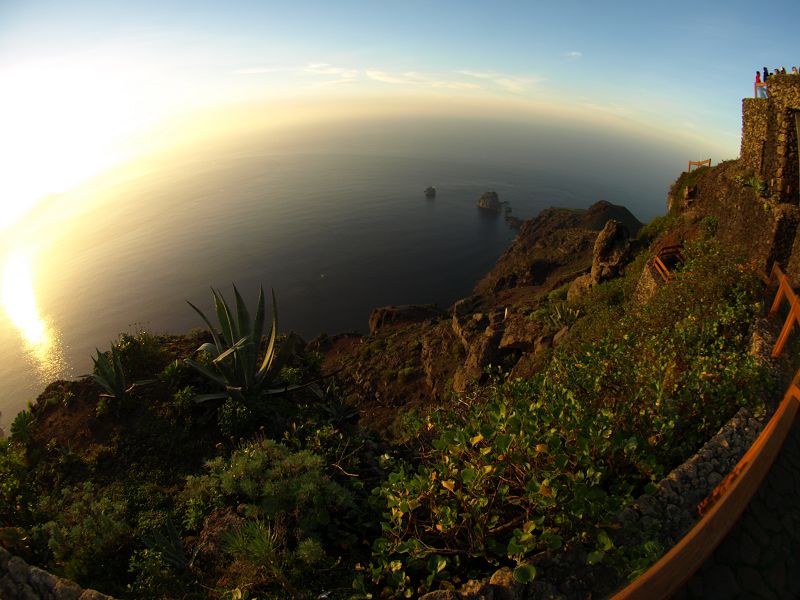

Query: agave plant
88 344 154 411
185 285 296 403
90 344 134 401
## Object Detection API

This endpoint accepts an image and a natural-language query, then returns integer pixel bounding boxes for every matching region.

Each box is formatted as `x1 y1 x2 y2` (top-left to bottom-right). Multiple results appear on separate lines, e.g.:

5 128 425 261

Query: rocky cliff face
317 200 643 432
667 160 800 279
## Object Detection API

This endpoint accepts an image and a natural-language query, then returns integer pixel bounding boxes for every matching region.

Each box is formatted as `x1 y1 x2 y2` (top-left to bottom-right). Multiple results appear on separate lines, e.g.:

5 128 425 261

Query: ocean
0 118 687 431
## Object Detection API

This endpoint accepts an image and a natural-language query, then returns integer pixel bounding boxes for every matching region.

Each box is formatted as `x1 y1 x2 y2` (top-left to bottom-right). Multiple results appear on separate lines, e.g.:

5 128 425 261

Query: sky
1 0 798 231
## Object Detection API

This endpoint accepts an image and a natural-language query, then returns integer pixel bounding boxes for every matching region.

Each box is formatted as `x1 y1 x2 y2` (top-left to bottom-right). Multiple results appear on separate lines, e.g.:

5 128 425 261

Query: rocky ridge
318 200 643 430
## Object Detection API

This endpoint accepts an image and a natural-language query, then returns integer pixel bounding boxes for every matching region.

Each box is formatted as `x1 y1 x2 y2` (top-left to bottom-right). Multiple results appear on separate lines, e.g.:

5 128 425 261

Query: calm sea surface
0 123 683 431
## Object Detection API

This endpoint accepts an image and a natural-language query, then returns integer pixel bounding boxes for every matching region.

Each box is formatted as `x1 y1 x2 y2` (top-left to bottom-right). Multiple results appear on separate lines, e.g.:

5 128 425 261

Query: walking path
674 412 800 599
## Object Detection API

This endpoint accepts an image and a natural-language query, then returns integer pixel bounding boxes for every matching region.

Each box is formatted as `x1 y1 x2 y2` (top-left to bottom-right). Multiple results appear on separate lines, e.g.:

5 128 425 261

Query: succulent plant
90 345 134 401
185 286 296 403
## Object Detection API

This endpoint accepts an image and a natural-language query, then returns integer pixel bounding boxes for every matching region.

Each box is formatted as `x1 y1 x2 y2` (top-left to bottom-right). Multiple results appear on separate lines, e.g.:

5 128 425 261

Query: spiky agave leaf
256 289 279 381
213 288 237 348
232 284 252 340
90 347 127 399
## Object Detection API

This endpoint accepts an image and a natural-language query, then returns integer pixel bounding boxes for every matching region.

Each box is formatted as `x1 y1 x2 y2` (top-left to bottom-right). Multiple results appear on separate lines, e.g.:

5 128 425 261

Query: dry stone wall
739 74 800 202
0 546 114 600
740 98 769 174
677 162 799 273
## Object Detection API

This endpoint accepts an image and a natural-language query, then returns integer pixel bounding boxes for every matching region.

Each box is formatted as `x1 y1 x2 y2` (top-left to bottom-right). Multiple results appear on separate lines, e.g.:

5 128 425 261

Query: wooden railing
612 263 800 599
687 159 711 172
651 245 684 283
765 263 800 357
754 81 768 98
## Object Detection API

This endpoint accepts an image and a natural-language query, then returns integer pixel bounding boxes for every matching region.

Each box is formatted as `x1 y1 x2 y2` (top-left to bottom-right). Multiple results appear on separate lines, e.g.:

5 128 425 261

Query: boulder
420 591 459 600
590 219 632 285
499 313 543 351
477 191 502 212
460 579 494 599
552 326 570 347
368 304 443 335
453 325 503 392
566 273 592 303
489 567 526 600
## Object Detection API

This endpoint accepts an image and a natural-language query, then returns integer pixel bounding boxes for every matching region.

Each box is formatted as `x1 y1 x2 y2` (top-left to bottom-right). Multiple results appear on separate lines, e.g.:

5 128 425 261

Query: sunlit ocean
0 122 682 430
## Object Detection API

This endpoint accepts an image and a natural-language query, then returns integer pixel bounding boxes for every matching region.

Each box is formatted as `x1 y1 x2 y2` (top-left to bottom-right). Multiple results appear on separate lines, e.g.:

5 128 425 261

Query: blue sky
1 0 798 228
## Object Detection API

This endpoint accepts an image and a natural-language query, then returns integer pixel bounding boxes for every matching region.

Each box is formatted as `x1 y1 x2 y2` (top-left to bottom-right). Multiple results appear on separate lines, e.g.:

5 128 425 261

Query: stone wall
685 161 800 273
0 547 114 600
740 74 800 203
740 98 769 174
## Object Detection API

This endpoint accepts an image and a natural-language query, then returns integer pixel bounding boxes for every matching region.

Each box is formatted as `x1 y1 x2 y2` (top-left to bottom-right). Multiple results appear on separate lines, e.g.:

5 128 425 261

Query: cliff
316 200 643 430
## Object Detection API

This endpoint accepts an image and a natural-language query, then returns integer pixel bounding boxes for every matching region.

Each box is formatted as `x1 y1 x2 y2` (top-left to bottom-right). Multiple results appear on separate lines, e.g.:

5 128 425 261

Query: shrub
183 438 355 597
9 407 35 445
36 483 131 586
367 239 768 595
185 438 351 536
0 438 31 523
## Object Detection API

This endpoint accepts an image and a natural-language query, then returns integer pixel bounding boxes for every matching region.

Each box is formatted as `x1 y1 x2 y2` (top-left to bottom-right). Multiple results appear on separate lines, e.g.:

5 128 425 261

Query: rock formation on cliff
320 199 643 427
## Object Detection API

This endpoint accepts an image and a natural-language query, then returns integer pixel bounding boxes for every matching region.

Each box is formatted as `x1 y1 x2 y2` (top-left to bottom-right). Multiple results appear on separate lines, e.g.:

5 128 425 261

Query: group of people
755 66 799 98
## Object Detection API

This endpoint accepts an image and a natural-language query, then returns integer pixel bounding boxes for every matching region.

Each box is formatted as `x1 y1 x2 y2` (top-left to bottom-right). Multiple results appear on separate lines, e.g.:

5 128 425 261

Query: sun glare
1 250 66 378
0 58 158 232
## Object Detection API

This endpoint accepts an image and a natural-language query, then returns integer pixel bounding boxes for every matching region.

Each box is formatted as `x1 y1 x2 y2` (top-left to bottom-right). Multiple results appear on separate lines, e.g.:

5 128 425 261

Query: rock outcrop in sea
477 191 502 211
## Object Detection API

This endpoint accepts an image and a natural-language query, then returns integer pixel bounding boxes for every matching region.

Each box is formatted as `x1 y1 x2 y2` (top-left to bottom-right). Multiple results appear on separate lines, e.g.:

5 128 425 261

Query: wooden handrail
612 374 800 599
763 264 800 357
687 159 711 172
651 245 685 283
611 263 800 599
652 256 673 282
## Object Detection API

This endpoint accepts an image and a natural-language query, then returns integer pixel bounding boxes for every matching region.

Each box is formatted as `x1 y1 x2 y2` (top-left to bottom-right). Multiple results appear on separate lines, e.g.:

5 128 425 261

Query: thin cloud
582 102 628 116
234 66 289 75
305 63 358 79
563 51 583 59
365 69 479 90
457 70 539 93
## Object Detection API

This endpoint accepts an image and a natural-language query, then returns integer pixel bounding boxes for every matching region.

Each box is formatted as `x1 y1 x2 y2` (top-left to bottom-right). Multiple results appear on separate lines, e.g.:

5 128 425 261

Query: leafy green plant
548 302 581 330
700 215 719 238
9 407 35 444
183 438 355 597
0 438 31 523
114 330 165 379
223 519 324 599
36 483 131 585
185 438 352 533
744 175 767 197
367 239 768 595
185 286 296 404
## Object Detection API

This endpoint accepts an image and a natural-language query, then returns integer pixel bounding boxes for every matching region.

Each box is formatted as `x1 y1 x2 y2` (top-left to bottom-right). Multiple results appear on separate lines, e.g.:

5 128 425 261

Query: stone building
740 74 800 203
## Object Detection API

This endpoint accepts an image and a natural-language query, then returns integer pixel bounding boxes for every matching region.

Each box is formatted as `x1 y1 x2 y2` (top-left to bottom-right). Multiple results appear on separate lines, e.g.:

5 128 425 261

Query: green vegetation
365 238 766 596
0 216 775 598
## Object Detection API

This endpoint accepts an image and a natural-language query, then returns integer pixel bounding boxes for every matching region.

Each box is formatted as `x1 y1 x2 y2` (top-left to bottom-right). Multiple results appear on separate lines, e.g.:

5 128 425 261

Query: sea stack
424 186 436 198
477 191 501 212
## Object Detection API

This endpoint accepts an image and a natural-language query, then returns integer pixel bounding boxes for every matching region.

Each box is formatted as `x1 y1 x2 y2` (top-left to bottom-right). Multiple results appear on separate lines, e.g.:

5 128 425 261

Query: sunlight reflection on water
1 250 68 384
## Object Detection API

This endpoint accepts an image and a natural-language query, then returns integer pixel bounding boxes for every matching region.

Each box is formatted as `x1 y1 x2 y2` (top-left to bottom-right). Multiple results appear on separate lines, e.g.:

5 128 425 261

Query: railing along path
612 264 800 599
687 159 711 172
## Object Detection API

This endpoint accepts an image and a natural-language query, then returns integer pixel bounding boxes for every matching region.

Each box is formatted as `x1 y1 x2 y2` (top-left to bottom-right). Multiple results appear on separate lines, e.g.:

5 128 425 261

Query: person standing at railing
763 66 770 81
755 71 768 98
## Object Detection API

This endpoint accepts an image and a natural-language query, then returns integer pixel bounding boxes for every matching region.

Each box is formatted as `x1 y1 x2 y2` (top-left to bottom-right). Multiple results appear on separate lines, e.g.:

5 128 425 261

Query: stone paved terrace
674 412 800 599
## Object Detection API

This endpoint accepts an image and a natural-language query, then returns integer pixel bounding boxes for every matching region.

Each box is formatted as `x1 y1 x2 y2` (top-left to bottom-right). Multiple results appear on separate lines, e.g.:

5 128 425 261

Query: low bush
366 238 768 595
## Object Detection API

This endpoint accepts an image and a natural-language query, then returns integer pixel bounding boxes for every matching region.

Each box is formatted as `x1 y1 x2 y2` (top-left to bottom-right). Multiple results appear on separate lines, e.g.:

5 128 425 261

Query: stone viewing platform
740 73 800 204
